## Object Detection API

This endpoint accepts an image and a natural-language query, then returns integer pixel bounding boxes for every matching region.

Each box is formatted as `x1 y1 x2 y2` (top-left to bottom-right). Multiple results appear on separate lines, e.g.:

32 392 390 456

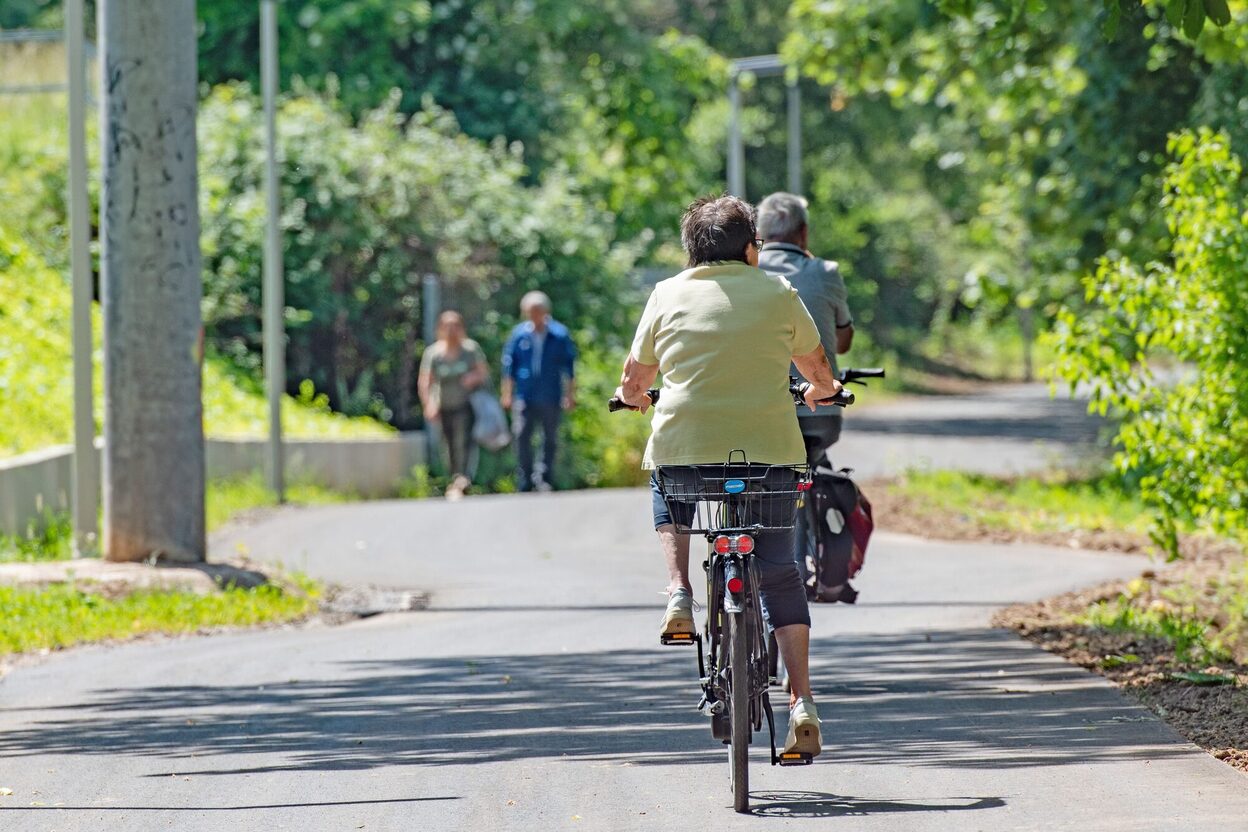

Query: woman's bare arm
614 353 660 412
793 346 843 411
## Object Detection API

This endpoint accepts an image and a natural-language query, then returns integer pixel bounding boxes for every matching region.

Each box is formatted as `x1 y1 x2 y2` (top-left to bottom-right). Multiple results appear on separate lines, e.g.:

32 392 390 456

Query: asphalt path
3 487 1247 830
2 385 1245 830
834 382 1107 478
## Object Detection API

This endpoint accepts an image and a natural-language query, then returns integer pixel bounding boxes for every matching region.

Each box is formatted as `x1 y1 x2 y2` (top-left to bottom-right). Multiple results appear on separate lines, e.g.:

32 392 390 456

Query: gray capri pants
650 469 811 630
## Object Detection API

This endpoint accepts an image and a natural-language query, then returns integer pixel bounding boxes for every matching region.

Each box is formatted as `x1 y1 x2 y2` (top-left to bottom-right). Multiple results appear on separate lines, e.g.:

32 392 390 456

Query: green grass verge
0 469 330 657
883 469 1151 537
0 578 320 656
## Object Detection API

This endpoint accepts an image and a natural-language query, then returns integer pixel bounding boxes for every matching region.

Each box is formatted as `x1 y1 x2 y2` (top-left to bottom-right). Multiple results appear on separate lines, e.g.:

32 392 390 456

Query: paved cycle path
836 382 1106 478
2 488 1246 831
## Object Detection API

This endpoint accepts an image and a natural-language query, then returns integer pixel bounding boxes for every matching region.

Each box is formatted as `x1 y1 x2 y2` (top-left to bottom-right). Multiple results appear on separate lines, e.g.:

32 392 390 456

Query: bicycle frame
654 456 811 812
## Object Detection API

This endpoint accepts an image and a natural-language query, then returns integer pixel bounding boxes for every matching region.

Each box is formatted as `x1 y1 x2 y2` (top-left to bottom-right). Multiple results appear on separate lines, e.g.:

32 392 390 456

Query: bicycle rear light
726 576 744 594
713 534 755 555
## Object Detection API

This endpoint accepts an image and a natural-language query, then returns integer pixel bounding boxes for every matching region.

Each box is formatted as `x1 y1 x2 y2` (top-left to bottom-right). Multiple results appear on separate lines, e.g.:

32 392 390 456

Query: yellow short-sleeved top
630 262 822 469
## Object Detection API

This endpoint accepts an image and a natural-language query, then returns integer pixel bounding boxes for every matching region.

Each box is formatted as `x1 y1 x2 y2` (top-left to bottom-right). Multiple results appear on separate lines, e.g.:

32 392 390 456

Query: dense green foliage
198 84 637 426
7 2 1248 502
784 0 1230 331
196 0 727 245
1050 129 1247 553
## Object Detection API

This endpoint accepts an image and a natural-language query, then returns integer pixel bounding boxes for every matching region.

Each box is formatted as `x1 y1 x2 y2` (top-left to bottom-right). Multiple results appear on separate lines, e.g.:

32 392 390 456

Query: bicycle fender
723 558 745 613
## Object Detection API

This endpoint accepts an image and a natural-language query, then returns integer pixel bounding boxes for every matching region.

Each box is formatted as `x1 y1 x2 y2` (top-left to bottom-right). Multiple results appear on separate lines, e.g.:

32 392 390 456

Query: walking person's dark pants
440 405 476 479
513 400 562 491
796 414 842 585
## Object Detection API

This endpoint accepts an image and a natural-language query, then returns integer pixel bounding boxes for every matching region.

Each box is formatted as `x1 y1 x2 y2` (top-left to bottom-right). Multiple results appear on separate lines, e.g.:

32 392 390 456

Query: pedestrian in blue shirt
500 291 577 491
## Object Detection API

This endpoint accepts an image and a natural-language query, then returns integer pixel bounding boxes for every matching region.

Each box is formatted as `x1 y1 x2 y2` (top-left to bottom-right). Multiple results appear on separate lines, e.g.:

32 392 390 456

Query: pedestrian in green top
418 310 489 500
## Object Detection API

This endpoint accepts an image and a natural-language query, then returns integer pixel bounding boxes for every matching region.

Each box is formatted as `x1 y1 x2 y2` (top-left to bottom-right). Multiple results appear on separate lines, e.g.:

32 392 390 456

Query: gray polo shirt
759 242 853 418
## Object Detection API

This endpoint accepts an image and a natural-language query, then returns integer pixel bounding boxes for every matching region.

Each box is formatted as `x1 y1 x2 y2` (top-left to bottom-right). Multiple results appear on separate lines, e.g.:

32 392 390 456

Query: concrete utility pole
261 0 285 502
65 0 99 557
98 0 206 563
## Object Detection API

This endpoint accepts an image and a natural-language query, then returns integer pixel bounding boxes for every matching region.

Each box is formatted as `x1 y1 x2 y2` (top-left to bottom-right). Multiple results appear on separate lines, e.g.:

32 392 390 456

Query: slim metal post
421 274 441 471
422 274 441 345
66 0 98 556
786 79 802 195
727 75 745 197
261 0 285 501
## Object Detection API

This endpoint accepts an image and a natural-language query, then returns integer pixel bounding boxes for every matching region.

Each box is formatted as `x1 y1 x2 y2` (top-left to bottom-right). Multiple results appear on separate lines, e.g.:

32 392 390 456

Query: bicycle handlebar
789 380 854 408
607 380 857 412
840 367 885 383
608 389 661 412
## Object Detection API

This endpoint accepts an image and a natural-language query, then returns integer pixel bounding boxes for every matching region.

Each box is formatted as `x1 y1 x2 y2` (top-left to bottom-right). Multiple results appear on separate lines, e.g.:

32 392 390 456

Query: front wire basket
655 458 809 535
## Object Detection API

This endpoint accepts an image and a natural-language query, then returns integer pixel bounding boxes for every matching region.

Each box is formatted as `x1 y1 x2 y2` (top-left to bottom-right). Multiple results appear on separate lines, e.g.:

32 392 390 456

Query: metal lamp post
65 0 98 556
261 0 285 501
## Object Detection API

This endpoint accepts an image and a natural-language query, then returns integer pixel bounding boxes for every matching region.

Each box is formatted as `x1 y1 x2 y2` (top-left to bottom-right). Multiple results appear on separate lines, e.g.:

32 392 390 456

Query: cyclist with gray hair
757 192 854 463
758 193 855 596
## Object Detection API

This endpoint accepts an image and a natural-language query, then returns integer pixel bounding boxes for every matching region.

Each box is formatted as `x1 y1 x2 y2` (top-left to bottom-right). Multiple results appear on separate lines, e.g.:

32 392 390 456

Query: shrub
1049 128 1248 554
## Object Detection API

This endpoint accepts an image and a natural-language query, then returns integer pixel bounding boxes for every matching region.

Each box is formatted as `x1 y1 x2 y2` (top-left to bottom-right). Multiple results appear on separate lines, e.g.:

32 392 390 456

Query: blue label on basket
724 479 746 494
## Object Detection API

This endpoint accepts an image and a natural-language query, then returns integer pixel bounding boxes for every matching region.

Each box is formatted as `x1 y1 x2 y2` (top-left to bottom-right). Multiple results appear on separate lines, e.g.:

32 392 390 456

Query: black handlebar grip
791 381 855 408
829 389 855 407
847 367 885 379
608 388 660 412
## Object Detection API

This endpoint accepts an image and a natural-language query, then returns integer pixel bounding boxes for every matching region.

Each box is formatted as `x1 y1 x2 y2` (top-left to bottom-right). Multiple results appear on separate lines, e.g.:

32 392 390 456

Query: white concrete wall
0 434 426 536
0 445 77 535
204 435 427 498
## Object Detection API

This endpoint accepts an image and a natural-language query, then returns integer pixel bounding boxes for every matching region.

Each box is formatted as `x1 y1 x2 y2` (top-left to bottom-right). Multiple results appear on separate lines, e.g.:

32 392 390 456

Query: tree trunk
99 0 205 563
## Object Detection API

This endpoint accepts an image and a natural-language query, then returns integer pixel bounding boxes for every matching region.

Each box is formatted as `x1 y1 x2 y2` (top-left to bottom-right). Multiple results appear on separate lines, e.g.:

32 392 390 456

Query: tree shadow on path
0 628 1191 777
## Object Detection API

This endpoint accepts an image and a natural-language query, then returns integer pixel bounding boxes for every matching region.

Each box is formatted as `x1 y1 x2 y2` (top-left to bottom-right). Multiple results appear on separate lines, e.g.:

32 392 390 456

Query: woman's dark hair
680 194 757 267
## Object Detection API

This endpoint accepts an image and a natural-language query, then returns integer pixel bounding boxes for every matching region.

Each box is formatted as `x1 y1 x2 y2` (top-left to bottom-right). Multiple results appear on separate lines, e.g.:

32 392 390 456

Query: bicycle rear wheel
727 610 750 813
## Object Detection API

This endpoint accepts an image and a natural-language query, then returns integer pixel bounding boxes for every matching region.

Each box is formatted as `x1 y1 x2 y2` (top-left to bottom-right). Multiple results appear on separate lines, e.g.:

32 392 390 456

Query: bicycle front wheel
727 610 750 813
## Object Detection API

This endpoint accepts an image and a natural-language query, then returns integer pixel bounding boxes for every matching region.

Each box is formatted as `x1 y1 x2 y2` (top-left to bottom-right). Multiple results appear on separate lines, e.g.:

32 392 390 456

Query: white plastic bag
469 388 511 451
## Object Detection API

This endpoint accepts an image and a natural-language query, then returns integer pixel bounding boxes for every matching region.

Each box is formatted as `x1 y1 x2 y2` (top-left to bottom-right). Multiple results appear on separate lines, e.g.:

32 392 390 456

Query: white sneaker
659 587 695 639
783 696 822 757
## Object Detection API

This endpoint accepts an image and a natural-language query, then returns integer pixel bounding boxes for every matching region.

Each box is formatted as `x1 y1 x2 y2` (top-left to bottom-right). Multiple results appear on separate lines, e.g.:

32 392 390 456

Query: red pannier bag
806 466 874 603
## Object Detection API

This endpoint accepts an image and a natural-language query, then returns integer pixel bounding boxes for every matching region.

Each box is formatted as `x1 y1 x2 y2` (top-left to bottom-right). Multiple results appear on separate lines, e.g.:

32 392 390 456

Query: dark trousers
441 405 475 479
796 414 842 584
513 400 561 491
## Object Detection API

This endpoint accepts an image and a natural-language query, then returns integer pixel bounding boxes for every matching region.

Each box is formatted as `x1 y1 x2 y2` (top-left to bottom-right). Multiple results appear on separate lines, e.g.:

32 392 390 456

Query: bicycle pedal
660 632 696 646
777 751 813 766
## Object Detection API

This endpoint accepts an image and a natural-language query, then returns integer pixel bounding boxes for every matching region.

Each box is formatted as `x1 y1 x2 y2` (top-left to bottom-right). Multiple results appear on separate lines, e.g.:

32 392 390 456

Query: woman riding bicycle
613 194 843 758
